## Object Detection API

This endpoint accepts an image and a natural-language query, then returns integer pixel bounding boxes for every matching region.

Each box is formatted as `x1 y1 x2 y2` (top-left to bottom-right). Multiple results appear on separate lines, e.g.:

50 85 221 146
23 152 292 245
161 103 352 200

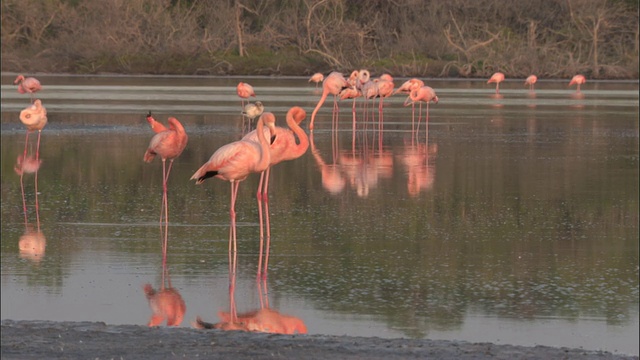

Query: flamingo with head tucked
144 115 188 265
237 82 256 109
487 72 505 94
14 75 42 103
569 74 586 93
525 75 537 92
309 73 324 88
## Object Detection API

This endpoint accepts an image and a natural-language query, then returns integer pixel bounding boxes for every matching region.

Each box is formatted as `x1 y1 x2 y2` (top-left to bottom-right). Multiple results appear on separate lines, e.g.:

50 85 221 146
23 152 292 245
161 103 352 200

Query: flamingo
308 73 324 88
394 78 424 126
404 86 438 142
143 115 188 266
525 75 537 91
309 71 349 130
243 107 309 278
190 112 275 258
14 74 42 103
18 100 47 228
237 82 256 108
569 74 586 93
242 101 265 130
487 72 505 94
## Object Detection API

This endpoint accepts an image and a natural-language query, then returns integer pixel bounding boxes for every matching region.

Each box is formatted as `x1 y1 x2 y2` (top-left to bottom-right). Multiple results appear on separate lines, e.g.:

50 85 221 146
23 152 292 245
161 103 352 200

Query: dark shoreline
1 320 637 360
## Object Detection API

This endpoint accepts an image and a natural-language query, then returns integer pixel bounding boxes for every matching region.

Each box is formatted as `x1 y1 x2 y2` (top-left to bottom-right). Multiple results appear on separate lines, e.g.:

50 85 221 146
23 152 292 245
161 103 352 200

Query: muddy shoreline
1 320 637 360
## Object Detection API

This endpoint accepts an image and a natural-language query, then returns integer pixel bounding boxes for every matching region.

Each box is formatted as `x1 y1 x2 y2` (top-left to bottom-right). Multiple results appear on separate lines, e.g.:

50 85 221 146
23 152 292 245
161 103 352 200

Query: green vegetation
1 0 638 78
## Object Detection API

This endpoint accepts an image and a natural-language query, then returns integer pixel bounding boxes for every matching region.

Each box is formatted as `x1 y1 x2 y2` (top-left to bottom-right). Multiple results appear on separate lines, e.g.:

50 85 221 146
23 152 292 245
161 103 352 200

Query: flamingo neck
255 118 271 172
286 108 309 157
309 90 330 130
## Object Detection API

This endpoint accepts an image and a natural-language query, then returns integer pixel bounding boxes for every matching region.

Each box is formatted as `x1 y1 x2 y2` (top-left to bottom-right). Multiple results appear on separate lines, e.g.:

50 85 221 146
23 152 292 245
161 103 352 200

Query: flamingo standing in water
14 75 42 103
190 113 275 260
309 71 349 130
308 73 324 88
243 107 309 278
569 74 586 93
395 78 424 128
19 99 47 225
237 82 256 109
404 86 438 142
143 115 188 265
242 101 265 131
525 75 538 91
487 72 505 94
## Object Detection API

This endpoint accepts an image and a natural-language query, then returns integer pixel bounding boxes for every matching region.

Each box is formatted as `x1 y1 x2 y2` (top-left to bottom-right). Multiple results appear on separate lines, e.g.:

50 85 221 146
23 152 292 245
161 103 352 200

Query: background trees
1 0 637 78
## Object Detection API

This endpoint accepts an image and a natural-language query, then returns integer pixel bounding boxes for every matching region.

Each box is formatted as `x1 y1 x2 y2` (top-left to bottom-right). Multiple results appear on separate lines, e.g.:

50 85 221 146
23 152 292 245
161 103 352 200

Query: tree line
1 0 638 79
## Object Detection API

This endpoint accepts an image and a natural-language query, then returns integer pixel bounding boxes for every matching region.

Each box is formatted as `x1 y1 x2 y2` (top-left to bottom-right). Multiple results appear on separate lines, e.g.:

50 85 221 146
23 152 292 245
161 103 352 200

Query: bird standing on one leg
143 115 188 266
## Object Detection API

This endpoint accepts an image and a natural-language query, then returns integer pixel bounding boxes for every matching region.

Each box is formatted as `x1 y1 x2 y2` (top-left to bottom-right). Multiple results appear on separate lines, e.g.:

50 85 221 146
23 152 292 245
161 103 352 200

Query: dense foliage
1 0 638 78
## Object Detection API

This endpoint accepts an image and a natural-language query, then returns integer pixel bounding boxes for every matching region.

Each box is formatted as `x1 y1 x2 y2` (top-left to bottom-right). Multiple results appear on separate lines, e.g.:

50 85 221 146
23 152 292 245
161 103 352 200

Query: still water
1 74 638 355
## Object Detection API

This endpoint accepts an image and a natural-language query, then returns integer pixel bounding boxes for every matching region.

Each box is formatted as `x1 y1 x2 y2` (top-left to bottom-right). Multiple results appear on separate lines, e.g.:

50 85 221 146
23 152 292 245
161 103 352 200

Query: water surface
1 74 638 355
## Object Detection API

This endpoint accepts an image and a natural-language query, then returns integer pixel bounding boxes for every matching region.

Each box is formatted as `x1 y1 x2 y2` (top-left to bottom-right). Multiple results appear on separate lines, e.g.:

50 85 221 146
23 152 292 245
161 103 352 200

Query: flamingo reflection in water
242 107 309 279
397 141 438 197
143 259 186 327
18 226 46 263
193 254 307 334
15 154 47 264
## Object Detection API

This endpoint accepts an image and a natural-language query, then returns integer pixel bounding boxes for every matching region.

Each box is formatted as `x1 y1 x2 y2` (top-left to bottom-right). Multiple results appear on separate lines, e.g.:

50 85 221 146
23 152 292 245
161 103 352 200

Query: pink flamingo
308 73 324 88
190 113 275 260
19 99 47 225
569 74 586 93
143 115 188 266
404 86 438 142
243 107 309 278
309 71 349 130
394 78 424 126
525 75 537 91
14 75 42 103
487 72 505 94
237 82 256 108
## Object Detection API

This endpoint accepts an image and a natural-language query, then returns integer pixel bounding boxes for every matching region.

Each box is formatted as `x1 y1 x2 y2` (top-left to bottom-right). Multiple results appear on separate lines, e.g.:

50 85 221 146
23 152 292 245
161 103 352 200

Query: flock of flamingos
12 70 588 333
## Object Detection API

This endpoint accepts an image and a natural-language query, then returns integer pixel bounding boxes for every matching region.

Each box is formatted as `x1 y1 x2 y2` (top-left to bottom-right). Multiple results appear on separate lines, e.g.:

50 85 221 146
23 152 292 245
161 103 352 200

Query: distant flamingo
242 101 265 130
18 99 47 222
569 74 586 93
243 107 309 278
525 75 537 91
308 73 324 88
487 72 505 94
237 82 256 108
190 113 275 258
404 86 438 142
14 75 42 103
309 71 349 130
19 99 48 161
143 115 188 265
394 78 424 126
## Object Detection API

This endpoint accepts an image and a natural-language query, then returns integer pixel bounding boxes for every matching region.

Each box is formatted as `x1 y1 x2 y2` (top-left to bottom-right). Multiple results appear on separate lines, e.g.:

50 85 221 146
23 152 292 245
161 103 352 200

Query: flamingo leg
261 168 272 279
33 131 43 228
256 171 266 280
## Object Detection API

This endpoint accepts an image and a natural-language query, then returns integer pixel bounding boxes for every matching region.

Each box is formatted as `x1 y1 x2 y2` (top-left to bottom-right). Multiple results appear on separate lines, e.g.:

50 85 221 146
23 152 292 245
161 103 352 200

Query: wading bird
143 115 188 265
487 72 505 94
190 113 275 260
14 75 42 103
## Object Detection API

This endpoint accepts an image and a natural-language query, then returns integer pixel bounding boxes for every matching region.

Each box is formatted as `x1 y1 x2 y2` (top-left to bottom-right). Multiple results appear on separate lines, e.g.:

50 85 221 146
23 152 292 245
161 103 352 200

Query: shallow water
1 74 638 355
